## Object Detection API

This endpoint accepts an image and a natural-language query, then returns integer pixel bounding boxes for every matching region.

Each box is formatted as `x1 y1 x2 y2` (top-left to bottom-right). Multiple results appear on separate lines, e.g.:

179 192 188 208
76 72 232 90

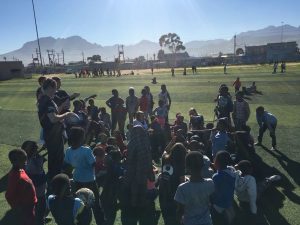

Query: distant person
233 77 241 92
171 67 175 77
183 67 187 76
144 86 154 115
126 87 139 125
151 67 154 75
224 63 227 74
151 77 157 84
281 61 286 73
273 62 278 74
99 107 112 132
87 98 99 122
192 65 197 75
139 88 149 118
175 151 214 225
6 149 37 225
255 106 277 150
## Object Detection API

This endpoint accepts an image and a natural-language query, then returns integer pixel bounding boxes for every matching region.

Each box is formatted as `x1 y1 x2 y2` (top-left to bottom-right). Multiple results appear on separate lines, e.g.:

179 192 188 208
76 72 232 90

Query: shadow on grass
0 173 8 193
234 150 294 225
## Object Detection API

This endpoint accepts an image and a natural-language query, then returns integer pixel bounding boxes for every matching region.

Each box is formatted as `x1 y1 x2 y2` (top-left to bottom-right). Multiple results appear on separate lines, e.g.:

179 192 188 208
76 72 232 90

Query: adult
144 86 154 116
122 125 155 224
37 78 71 183
158 84 172 122
106 89 127 137
126 87 139 125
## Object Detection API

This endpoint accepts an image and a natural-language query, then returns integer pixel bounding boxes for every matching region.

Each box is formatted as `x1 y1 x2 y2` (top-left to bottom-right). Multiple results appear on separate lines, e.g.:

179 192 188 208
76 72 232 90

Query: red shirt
139 96 148 112
5 168 37 208
233 80 241 89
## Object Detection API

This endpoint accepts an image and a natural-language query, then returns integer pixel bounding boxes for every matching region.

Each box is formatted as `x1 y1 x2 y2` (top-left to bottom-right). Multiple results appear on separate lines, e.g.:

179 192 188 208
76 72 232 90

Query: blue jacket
256 111 277 128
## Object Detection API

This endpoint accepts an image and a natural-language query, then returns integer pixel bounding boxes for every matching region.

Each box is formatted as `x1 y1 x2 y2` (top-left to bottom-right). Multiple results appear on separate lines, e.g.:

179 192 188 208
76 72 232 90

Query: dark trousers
44 126 65 183
121 203 157 225
160 201 180 225
74 181 106 225
211 207 229 225
35 196 46 225
258 123 277 147
111 113 126 137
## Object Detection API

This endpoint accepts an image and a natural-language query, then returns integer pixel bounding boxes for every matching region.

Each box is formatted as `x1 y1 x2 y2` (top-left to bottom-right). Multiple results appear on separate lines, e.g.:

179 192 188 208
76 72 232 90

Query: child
126 87 139 125
210 119 230 158
133 111 148 130
93 146 107 186
63 127 105 225
255 106 277 150
99 107 112 132
174 151 215 225
5 149 37 225
87 98 99 122
189 108 204 131
232 91 250 130
215 85 233 120
235 160 257 223
158 84 172 122
211 151 236 225
47 173 92 225
233 77 241 92
153 100 168 128
139 88 149 118
159 143 187 225
22 140 47 225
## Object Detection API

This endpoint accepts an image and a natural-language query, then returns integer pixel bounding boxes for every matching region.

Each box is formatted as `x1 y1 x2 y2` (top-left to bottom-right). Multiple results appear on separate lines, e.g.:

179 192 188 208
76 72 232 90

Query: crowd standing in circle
5 74 281 225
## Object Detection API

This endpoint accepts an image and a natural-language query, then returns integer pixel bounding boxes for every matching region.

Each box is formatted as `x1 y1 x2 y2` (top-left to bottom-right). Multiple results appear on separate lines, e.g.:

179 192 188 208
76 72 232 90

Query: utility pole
233 34 237 64
56 53 60 65
281 21 284 43
82 51 85 63
31 0 43 67
61 49 65 65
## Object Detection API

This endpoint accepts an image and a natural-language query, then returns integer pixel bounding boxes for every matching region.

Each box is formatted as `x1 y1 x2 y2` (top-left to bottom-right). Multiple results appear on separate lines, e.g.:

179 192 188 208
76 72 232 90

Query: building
0 61 24 80
245 41 300 63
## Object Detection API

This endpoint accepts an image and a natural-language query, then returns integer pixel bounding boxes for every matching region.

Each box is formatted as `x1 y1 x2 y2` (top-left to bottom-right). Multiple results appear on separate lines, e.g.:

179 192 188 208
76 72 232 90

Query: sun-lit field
0 64 299 225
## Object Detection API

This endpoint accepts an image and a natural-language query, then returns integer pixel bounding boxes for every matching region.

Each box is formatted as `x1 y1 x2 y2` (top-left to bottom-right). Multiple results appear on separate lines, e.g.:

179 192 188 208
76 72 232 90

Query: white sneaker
266 175 282 182
270 146 277 151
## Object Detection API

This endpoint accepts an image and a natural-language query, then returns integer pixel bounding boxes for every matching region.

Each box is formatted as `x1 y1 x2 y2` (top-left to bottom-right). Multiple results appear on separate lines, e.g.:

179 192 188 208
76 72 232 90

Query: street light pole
281 21 284 43
31 0 43 67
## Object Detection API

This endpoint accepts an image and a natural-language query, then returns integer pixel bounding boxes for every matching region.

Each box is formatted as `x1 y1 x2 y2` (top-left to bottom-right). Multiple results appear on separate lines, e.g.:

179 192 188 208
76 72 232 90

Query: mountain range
1 24 300 66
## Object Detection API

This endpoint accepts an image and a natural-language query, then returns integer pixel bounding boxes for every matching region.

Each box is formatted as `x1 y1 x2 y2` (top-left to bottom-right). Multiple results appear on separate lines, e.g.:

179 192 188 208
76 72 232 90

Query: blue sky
0 0 299 54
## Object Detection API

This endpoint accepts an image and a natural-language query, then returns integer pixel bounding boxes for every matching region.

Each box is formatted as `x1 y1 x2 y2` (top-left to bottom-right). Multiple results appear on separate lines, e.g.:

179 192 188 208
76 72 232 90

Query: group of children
5 75 281 225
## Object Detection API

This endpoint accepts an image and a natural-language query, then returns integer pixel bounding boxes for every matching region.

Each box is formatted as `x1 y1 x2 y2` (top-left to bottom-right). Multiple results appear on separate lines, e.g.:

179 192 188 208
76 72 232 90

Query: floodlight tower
31 0 43 67
233 34 237 63
118 45 125 63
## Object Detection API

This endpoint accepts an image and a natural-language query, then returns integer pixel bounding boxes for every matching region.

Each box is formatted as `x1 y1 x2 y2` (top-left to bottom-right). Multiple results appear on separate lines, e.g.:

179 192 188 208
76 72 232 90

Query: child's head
8 149 27 169
52 77 61 89
38 76 47 86
98 133 108 144
109 150 122 163
169 143 187 168
158 100 164 107
256 106 265 116
216 118 227 132
237 160 253 176
135 111 144 121
235 91 244 101
141 88 147 96
161 84 167 92
177 115 184 123
186 151 204 175
144 86 150 93
189 140 205 153
206 123 214 129
112 89 118 97
236 77 240 81
189 108 197 116
129 87 135 96
73 100 82 111
93 146 106 160
88 99 94 106
107 137 117 146
99 107 106 114
51 173 71 198
21 140 38 158
214 151 231 170
69 127 85 149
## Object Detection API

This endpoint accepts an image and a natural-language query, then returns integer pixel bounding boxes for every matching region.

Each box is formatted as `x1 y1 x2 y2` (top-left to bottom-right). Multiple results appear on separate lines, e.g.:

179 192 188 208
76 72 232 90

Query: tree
87 54 101 63
157 49 165 61
236 48 244 55
159 33 186 66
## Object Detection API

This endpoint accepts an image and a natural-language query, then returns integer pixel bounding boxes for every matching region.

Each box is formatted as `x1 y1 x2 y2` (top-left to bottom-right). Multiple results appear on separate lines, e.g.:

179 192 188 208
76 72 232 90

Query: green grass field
0 64 299 225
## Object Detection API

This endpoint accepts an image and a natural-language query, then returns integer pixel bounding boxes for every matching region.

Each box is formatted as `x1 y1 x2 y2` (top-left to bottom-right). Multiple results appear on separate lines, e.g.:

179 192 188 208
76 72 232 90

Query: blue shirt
64 146 96 182
256 111 277 128
211 131 230 157
212 167 236 210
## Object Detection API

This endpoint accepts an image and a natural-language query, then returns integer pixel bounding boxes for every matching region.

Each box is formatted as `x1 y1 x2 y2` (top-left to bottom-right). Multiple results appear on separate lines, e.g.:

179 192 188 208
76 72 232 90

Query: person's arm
105 98 111 108
5 173 18 208
176 202 184 224
247 176 257 214
245 102 250 121
167 93 172 109
47 111 70 123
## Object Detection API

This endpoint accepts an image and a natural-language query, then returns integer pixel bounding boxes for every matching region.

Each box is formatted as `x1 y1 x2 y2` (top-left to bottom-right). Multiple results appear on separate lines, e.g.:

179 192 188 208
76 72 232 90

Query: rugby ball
76 188 95 207
65 112 80 125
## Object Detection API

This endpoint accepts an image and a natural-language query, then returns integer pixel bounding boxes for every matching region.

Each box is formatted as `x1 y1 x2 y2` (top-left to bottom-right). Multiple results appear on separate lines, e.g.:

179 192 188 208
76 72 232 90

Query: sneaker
254 142 262 146
266 175 282 182
270 146 277 151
